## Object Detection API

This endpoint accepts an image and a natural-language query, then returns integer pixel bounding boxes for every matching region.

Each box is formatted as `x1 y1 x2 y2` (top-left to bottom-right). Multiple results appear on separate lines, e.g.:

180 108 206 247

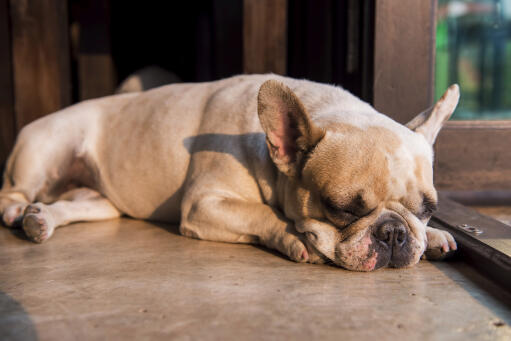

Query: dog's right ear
406 84 460 145
258 80 325 177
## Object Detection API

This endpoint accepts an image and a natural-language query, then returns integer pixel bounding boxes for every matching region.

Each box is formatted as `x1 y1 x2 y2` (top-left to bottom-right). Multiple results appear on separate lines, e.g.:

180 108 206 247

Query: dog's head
258 80 459 271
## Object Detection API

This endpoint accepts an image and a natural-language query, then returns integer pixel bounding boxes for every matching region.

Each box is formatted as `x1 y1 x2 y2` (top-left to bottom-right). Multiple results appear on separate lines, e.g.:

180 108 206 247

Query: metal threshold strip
430 192 511 291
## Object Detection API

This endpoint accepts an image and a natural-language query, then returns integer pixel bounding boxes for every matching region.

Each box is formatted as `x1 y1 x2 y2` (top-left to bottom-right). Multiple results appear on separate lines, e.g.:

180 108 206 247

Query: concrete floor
1 218 511 341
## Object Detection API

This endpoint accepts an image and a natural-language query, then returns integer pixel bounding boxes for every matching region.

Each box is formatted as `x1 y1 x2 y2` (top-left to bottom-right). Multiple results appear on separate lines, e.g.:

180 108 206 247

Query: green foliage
435 0 511 119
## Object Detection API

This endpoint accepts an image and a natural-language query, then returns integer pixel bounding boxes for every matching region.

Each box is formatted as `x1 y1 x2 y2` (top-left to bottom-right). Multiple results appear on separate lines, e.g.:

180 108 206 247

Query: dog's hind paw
22 204 56 243
423 226 457 260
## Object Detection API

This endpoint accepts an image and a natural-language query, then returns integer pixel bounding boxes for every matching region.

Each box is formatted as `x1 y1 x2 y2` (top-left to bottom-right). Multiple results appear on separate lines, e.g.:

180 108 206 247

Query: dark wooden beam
373 0 437 124
10 0 72 130
0 0 15 166
243 0 287 75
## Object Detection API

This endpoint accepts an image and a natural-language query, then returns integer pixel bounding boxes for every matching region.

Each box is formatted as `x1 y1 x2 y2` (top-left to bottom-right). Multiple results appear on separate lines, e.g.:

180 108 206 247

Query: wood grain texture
77 55 116 100
373 0 436 123
243 0 287 75
0 0 15 166
10 0 72 130
434 121 511 190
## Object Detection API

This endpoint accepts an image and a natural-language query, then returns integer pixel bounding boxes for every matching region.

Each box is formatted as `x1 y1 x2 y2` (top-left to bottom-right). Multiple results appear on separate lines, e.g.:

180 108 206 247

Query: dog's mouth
304 229 418 271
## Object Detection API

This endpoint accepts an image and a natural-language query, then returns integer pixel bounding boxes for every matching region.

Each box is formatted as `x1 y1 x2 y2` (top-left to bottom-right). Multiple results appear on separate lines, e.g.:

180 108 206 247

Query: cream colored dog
0 75 459 271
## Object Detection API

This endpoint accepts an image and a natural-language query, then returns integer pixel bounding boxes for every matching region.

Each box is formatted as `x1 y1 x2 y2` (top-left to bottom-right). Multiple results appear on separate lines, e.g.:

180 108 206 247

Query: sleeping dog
0 75 459 271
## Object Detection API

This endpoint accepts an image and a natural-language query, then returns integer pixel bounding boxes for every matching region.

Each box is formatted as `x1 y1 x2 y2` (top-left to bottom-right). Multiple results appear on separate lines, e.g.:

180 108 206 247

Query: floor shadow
251 244 291 261
4 226 31 242
0 291 38 341
145 220 182 236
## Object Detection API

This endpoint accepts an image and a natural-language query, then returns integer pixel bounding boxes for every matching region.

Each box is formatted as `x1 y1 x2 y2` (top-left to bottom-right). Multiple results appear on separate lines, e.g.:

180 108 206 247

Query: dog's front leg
180 196 309 262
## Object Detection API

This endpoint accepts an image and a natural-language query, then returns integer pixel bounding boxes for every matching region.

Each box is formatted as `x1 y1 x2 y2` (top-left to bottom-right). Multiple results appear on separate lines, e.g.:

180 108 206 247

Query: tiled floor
1 218 511 340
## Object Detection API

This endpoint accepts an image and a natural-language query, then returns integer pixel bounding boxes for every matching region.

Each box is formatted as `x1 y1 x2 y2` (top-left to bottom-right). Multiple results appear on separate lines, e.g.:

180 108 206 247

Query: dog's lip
303 236 333 265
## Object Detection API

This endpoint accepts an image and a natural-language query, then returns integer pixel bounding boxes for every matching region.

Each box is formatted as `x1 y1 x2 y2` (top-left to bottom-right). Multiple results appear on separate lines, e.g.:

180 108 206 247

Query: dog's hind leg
1 150 50 228
1 116 87 227
0 137 45 227
21 188 121 243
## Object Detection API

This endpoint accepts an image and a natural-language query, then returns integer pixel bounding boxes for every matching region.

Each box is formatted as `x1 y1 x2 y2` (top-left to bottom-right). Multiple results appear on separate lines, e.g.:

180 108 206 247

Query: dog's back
3 74 384 221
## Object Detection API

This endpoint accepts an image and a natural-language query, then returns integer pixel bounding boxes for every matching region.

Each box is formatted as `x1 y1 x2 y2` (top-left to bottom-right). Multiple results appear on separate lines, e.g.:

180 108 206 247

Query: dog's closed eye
418 194 438 219
321 197 359 226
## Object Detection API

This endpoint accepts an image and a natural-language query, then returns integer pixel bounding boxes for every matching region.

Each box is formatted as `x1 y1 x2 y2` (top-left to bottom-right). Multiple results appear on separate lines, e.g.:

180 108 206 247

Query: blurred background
1 0 380 167
1 0 510 191
436 0 511 119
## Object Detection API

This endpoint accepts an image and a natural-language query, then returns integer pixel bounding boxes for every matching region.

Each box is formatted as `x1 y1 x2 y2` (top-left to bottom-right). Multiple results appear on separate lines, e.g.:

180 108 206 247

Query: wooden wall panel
435 121 511 190
10 0 72 130
0 0 15 166
373 0 436 123
243 0 287 75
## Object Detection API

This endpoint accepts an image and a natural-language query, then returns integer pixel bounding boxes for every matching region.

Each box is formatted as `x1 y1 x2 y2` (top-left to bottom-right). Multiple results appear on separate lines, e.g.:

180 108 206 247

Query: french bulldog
0 74 459 271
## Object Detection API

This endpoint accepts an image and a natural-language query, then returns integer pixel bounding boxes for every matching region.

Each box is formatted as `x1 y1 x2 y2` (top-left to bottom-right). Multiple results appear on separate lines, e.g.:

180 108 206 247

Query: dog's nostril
374 221 407 247
375 223 392 243
394 225 407 247
381 230 391 243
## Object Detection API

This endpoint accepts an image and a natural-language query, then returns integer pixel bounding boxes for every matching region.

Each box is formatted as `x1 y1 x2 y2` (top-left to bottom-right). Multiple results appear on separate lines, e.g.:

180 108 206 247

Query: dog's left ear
258 80 325 176
406 84 460 145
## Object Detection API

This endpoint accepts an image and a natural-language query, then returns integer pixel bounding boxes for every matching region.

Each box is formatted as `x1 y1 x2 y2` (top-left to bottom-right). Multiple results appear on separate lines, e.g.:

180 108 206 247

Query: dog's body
0 74 459 271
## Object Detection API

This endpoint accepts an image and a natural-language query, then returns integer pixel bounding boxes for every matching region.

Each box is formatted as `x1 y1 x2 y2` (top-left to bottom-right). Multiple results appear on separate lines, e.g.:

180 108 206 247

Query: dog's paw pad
22 205 55 243
424 227 457 260
24 205 41 214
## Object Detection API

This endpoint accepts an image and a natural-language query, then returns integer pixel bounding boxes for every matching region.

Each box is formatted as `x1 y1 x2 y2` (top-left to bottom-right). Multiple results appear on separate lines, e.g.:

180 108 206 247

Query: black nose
374 220 407 248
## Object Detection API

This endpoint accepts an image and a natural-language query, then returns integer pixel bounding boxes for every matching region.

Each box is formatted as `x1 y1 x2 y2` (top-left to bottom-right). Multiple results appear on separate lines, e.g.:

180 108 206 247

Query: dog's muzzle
373 218 413 268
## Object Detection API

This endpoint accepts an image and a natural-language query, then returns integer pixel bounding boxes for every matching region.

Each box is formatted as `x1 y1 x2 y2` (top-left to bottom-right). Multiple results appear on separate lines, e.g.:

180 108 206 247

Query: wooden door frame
243 0 287 75
0 0 15 167
373 0 437 124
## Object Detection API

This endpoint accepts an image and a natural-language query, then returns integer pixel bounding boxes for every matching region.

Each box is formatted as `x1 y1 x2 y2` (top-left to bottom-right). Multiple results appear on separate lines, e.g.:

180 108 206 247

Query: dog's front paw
423 226 457 260
22 204 56 243
2 203 27 227
272 233 309 263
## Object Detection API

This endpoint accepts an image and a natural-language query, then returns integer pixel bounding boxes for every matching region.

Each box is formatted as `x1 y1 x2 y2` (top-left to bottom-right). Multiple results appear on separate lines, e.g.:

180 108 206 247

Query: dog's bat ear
406 84 460 145
258 79 325 176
